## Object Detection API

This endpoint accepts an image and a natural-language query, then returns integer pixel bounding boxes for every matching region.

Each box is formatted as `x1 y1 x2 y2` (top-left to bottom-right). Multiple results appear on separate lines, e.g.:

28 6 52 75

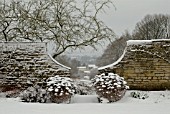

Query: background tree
97 14 170 67
0 1 22 41
132 14 170 40
96 31 131 67
56 55 81 77
0 0 115 58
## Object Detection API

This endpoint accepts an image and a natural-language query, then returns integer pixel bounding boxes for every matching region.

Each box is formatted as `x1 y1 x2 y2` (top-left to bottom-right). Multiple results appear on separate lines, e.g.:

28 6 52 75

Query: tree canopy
96 32 129 67
132 14 170 40
0 0 115 57
97 14 170 67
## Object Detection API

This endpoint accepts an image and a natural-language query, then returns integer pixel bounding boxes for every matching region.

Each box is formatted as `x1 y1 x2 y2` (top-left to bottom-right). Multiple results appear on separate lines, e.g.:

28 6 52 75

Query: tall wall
0 42 71 89
99 39 170 90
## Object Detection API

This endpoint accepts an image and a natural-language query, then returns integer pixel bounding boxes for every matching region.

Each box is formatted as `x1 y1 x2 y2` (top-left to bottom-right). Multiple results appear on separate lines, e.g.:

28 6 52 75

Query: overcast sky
5 0 170 36
101 0 170 36
70 0 170 56
5 0 170 56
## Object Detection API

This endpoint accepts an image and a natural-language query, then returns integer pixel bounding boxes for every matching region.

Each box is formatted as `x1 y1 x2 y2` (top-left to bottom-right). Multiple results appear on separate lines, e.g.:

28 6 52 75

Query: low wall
99 39 170 90
0 42 71 90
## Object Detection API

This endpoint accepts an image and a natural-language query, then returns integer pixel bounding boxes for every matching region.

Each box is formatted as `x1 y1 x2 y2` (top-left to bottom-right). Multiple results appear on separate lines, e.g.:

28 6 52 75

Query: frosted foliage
46 75 76 103
75 79 94 95
131 91 149 99
20 76 76 104
92 73 129 103
20 86 48 103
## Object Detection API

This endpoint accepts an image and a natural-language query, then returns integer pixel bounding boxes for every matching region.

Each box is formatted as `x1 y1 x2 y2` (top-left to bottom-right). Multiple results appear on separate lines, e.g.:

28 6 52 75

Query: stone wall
0 42 71 90
99 39 170 90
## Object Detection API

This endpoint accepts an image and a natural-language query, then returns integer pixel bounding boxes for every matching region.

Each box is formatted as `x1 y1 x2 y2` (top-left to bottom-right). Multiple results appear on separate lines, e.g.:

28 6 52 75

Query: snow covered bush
20 76 77 104
130 91 149 99
46 76 76 104
92 73 129 103
20 86 38 102
75 79 94 95
20 85 48 103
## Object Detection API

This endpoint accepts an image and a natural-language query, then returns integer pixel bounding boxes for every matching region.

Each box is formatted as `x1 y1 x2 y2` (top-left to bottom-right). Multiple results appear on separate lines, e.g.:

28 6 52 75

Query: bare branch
0 0 115 56
133 14 170 40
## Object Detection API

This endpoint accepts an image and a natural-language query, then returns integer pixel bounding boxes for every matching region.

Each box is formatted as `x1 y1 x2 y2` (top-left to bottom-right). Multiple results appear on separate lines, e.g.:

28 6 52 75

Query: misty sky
102 0 170 36
5 0 170 36
4 0 170 56
74 0 170 56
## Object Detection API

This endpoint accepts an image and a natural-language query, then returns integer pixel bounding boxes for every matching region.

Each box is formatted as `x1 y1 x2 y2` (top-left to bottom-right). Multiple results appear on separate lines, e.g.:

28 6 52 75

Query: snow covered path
0 91 170 114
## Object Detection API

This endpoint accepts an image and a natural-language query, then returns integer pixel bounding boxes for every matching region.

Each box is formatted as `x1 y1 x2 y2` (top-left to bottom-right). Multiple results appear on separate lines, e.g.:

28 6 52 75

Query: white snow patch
98 39 170 70
127 40 152 46
48 53 71 70
0 91 170 114
127 39 170 46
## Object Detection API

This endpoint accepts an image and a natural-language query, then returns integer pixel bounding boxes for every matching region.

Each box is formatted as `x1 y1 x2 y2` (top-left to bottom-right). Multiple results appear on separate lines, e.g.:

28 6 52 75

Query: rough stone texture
0 42 70 90
99 39 170 90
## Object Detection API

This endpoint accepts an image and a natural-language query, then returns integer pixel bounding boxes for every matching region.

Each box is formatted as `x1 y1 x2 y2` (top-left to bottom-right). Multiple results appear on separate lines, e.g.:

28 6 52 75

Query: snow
127 40 152 46
48 53 71 70
127 39 170 46
0 91 170 114
91 73 129 95
98 39 170 70
46 75 76 98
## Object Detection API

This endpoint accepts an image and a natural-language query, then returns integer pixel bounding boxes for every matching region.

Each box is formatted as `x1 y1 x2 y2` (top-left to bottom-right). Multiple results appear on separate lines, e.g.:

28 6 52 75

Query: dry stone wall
0 42 70 90
99 39 170 90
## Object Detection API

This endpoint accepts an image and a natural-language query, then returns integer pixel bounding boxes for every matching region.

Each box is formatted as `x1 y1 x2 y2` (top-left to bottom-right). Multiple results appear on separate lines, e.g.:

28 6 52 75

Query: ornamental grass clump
92 73 129 103
46 76 76 104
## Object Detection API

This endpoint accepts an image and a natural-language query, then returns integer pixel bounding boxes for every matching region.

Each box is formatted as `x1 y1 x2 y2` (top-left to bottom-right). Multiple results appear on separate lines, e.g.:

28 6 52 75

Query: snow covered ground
0 91 170 114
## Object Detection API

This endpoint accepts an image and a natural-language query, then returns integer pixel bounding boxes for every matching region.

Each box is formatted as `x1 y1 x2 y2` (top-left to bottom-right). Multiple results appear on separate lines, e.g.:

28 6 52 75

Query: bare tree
0 0 115 57
0 1 22 41
132 14 170 40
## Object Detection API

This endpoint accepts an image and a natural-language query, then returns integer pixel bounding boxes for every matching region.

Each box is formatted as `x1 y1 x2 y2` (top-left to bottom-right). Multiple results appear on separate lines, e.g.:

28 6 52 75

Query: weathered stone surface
0 42 71 90
99 39 170 90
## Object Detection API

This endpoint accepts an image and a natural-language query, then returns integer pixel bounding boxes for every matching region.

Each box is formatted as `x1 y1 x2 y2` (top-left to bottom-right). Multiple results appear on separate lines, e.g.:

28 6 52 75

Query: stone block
135 79 142 82
153 77 158 79
159 80 169 83
155 73 165 77
147 77 152 79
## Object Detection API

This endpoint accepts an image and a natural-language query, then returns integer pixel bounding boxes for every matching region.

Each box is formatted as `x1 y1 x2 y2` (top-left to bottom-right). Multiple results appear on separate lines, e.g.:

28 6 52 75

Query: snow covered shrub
130 91 149 99
92 73 129 103
5 89 21 98
20 85 48 103
46 76 76 104
75 79 94 95
20 86 38 102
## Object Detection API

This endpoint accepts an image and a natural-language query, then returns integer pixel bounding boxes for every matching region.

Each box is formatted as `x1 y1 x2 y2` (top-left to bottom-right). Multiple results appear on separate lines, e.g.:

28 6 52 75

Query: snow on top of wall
48 53 71 70
98 39 170 71
127 39 170 46
0 42 47 52
98 47 127 70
